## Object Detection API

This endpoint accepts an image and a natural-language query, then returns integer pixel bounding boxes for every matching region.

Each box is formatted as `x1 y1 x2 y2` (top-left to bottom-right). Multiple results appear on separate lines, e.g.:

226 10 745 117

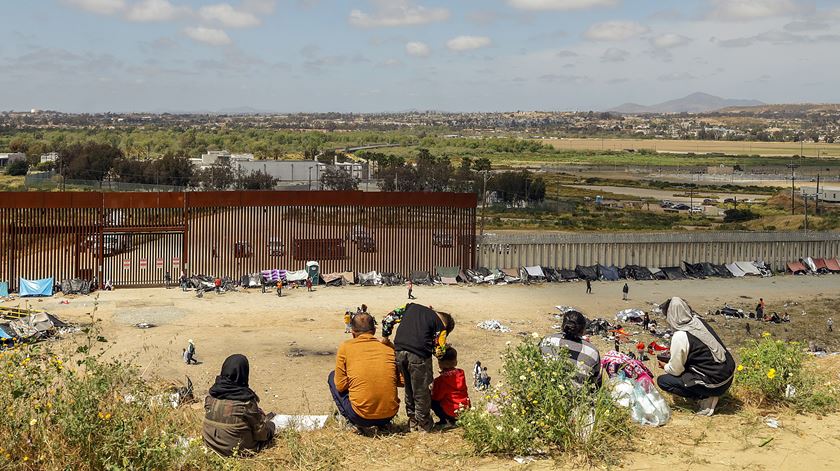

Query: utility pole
815 173 820 216
787 163 799 215
479 170 489 237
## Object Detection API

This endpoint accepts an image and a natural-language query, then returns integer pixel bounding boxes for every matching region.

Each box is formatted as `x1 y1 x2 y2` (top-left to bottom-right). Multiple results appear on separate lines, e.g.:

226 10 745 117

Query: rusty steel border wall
477 231 840 272
1 191 477 289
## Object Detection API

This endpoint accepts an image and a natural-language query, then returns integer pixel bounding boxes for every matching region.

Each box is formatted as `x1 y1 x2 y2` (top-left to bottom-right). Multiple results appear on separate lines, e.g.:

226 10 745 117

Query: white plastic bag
610 377 670 426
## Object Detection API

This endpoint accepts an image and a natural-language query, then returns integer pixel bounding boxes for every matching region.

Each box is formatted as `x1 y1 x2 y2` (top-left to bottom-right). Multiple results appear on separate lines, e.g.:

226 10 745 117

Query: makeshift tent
701 263 719 277
813 258 829 273
825 259 840 273
438 277 459 285
435 266 461 279
712 264 733 278
597 265 621 281
261 269 285 283
753 261 773 277
240 274 263 288
500 268 521 283
358 271 383 286
575 265 598 281
621 265 653 281
735 261 761 276
285 270 309 282
523 266 546 282
801 257 817 272
19 278 53 297
381 273 403 286
559 269 579 281
787 261 808 275
648 267 667 280
725 263 746 277
683 262 716 278
321 273 347 286
0 281 8 298
410 271 432 285
661 267 687 280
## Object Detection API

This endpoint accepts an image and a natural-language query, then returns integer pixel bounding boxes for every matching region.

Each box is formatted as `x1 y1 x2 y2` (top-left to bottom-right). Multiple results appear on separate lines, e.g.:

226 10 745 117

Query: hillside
611 92 764 114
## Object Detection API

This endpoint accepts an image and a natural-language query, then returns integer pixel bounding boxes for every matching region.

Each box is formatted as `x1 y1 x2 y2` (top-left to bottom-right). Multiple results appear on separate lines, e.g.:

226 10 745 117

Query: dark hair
361 304 368 312
438 312 455 334
351 313 376 334
561 310 587 339
439 346 457 363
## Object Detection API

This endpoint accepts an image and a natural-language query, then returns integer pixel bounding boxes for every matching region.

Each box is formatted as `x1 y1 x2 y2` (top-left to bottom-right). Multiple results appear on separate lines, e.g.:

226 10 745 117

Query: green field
543 138 840 158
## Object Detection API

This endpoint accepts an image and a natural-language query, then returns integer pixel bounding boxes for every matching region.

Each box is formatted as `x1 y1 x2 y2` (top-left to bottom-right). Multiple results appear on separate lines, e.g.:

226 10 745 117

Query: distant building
802 186 840 203
233 160 326 189
0 152 26 167
195 150 255 167
40 152 59 164
334 161 366 180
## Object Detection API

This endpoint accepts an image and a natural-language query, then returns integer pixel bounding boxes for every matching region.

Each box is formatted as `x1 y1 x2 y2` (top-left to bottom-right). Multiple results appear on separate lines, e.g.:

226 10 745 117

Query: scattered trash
270 414 329 431
513 456 536 464
134 322 156 329
758 437 774 447
477 320 511 333
59 300 70 305
764 417 780 429
615 308 645 323
785 384 796 399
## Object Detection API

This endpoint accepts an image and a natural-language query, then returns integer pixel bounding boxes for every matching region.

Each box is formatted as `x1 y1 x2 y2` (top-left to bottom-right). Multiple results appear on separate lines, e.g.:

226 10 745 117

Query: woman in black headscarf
203 354 276 457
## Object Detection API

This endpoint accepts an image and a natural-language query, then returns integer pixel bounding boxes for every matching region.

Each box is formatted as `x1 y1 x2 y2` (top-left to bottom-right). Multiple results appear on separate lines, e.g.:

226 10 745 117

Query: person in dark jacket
622 283 629 301
540 310 602 389
657 297 735 416
381 303 455 432
203 354 275 457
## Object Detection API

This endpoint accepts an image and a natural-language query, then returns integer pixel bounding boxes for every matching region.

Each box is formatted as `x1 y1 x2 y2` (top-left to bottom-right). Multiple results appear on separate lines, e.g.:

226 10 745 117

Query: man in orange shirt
328 313 400 434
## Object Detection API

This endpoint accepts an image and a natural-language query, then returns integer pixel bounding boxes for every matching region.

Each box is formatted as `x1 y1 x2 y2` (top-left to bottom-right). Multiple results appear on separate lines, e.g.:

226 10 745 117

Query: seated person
203 354 275 457
431 347 471 426
328 313 400 433
782 312 791 323
657 297 736 417
540 310 603 389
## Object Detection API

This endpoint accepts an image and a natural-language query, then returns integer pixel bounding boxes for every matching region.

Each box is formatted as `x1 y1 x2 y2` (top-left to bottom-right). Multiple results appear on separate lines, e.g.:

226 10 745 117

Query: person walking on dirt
622 283 629 301
586 279 592 294
276 279 283 298
164 271 172 289
306 277 313 292
185 339 198 365
407 280 416 300
829 318 834 333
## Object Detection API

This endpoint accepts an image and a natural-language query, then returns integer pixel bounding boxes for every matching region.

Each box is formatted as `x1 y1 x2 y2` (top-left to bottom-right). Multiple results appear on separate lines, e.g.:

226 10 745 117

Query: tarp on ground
381 273 404 286
813 258 829 273
787 261 808 274
500 268 521 282
801 257 817 272
19 277 53 297
439 277 459 285
701 262 719 277
648 267 667 280
712 264 733 278
524 266 546 280
559 269 579 281
725 263 746 277
240 274 262 288
321 273 347 286
410 271 432 285
661 267 687 280
735 261 761 276
0 282 8 298
435 266 461 279
826 259 840 272
542 267 561 282
621 265 653 281
683 262 716 278
575 265 598 281
358 271 382 286
0 324 13 339
285 270 309 282
597 264 621 281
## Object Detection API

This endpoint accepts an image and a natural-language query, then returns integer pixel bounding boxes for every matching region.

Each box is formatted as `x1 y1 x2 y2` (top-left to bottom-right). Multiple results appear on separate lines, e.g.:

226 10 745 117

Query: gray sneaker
696 396 720 416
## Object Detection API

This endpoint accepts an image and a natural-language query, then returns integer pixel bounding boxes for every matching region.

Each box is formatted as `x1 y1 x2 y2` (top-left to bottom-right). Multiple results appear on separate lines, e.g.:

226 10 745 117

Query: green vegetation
733 333 838 413
724 208 760 223
459 336 631 462
6 159 29 176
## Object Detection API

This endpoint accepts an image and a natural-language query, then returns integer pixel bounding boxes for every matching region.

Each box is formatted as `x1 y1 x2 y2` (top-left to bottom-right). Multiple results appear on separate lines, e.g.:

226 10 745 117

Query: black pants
657 374 732 401
327 371 393 428
408 289 415 299
396 350 433 431
431 400 457 424
586 286 591 294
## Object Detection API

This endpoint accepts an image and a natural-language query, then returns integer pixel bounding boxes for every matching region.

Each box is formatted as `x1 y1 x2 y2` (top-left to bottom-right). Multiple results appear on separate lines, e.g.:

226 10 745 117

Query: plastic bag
610 376 670 426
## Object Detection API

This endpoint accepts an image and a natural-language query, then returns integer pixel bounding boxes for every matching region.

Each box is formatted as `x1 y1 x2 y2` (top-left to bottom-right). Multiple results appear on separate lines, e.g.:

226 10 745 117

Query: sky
2 0 840 113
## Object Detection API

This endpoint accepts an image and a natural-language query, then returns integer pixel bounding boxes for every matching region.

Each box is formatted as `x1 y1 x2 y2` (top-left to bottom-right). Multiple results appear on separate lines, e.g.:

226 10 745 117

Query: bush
733 333 838 412
6 159 29 176
723 208 759 223
459 336 631 463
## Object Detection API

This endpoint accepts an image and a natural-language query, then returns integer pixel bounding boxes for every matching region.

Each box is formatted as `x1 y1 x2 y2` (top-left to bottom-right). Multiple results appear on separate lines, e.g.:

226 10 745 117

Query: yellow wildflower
98 412 104 419
104 413 111 420
762 332 771 338
737 364 744 372
23 456 29 462
767 368 777 379
29 418 37 426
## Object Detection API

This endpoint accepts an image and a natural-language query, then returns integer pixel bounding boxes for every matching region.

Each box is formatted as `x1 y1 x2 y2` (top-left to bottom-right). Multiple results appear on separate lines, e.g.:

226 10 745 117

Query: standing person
622 283 629 301
343 309 353 334
328 313 400 435
381 303 455 432
656 297 735 416
755 301 764 320
179 272 189 292
407 280 416 300
643 312 651 331
164 271 172 289
185 339 198 365
203 355 276 457
431 347 471 428
306 277 313 292
275 279 282 298
829 318 834 333
585 279 592 294
214 277 222 294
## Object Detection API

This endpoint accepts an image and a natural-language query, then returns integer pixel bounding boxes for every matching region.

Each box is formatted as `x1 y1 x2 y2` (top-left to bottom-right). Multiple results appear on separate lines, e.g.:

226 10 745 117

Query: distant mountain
609 92 765 114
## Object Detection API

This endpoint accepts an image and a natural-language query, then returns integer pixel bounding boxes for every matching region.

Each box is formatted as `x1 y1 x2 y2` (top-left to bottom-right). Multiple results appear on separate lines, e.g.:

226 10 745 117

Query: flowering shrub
734 333 838 412
459 336 631 461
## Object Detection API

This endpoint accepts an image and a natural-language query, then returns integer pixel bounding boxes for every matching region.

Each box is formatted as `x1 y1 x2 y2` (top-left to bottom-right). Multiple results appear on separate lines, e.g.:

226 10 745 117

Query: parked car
689 207 704 214
723 198 736 204
703 198 717 205
672 203 691 211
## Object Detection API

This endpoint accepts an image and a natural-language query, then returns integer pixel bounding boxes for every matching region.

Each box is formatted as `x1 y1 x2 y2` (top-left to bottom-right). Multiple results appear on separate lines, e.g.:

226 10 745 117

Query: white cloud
659 72 697 81
405 41 431 57
584 20 648 41
651 33 691 49
125 0 187 22
446 35 492 51
349 0 449 28
241 0 278 14
63 0 126 15
601 47 629 62
506 0 618 11
199 3 261 28
708 0 798 21
184 26 232 46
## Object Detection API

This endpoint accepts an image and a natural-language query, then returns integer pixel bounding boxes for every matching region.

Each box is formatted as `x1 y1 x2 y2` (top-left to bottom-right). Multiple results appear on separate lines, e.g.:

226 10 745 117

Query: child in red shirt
431 346 470 426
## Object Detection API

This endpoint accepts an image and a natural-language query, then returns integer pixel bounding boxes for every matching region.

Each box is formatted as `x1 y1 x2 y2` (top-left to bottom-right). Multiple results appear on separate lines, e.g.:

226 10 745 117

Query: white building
0 152 26 167
802 186 840 203
40 152 59 164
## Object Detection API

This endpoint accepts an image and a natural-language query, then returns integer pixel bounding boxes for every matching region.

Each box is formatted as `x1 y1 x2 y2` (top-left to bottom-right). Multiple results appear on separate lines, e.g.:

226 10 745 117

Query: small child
473 361 482 390
431 347 471 427
479 367 491 389
343 309 352 333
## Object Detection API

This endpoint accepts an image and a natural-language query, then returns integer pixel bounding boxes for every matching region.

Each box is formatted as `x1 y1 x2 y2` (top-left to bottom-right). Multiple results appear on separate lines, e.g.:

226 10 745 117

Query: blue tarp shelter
0 281 8 298
18 277 54 297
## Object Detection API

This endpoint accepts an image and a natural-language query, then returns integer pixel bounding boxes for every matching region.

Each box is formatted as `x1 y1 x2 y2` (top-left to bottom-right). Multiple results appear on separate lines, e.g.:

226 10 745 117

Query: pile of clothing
476 320 511 333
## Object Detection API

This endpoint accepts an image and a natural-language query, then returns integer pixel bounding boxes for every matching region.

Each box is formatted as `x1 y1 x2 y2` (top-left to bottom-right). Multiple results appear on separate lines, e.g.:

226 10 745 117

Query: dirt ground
4 275 840 469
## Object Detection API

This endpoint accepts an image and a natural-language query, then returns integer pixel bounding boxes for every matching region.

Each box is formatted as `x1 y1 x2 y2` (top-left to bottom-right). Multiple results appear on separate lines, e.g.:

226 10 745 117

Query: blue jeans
327 371 393 428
